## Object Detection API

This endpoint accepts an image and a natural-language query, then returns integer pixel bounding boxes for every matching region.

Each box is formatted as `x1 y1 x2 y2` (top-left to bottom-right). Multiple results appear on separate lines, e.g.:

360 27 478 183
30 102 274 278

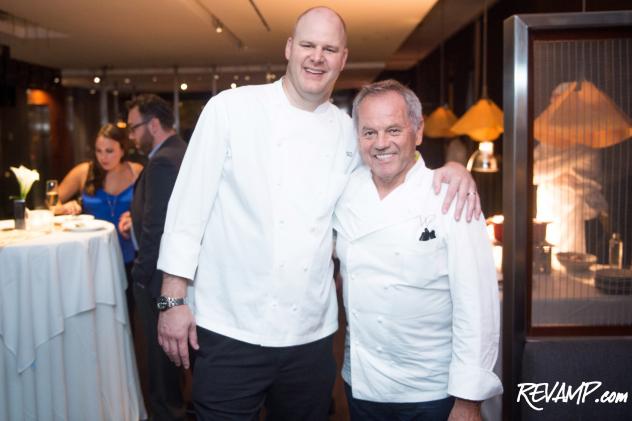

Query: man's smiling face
283 7 348 109
357 91 423 194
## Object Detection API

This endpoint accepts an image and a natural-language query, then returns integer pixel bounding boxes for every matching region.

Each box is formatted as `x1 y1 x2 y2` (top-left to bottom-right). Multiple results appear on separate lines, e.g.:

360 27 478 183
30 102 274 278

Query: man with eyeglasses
119 93 188 421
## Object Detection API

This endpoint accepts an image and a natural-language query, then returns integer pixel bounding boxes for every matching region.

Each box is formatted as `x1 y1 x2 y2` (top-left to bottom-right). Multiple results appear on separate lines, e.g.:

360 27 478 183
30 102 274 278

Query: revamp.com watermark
517 381 628 411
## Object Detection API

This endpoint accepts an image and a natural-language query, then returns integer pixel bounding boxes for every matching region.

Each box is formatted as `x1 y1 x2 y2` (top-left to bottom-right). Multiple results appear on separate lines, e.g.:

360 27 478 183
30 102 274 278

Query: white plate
0 220 15 230
62 220 105 232
54 214 95 224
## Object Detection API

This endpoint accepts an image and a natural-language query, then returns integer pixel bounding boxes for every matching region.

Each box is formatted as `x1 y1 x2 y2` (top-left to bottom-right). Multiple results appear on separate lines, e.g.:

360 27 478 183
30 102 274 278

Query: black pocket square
419 228 436 241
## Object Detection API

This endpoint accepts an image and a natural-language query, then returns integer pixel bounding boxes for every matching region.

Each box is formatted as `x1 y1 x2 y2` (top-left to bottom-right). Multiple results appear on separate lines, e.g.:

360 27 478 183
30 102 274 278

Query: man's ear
340 47 349 71
285 37 293 61
416 121 424 146
148 116 160 135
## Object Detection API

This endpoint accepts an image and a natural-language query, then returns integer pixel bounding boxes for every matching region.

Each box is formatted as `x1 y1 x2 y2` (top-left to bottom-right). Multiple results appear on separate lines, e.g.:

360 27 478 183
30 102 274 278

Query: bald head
292 7 348 47
283 6 349 110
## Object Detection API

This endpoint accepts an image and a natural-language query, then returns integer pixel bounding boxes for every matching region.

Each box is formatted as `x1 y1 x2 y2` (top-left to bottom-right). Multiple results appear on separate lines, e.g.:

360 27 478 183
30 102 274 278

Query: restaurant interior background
0 0 628 217
1 0 632 419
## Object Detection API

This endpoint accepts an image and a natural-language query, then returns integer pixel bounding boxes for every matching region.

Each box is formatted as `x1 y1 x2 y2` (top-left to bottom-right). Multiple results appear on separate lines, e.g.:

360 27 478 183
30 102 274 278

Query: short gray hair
352 79 423 131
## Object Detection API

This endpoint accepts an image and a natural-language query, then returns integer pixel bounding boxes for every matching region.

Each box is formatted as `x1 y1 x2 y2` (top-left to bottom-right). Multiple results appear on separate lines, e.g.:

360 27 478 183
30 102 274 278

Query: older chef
334 79 502 421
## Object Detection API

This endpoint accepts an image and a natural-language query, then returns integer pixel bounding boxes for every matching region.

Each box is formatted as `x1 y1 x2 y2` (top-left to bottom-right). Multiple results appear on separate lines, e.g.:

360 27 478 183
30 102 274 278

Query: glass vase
14 199 26 230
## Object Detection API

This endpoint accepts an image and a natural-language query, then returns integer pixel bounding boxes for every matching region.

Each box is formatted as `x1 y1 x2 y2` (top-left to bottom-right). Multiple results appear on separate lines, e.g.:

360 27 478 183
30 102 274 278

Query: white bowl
556 252 597 272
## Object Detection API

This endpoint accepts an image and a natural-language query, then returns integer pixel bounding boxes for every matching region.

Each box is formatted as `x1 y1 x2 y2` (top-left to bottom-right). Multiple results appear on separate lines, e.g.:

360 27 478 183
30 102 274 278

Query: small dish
62 219 104 232
54 214 95 225
556 252 597 272
595 268 632 295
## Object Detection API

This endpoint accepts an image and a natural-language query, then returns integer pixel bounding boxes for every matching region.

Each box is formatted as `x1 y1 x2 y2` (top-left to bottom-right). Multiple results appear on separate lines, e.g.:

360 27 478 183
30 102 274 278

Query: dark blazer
131 134 187 298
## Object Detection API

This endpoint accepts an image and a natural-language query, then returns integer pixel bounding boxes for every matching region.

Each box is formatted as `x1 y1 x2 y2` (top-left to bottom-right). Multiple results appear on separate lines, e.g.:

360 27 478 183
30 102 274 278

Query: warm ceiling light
244 75 251 81
424 105 458 138
534 80 632 148
152 76 158 83
124 78 131 84
230 83 237 89
93 76 101 84
233 75 239 80
113 90 119 96
180 83 188 91
424 1 458 140
451 98 503 142
213 74 220 80
452 0 503 173
467 141 499 173
53 77 60 84
89 89 96 95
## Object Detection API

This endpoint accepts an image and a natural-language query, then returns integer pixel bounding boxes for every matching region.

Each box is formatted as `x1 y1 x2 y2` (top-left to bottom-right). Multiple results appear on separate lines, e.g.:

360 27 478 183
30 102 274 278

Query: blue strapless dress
82 185 135 263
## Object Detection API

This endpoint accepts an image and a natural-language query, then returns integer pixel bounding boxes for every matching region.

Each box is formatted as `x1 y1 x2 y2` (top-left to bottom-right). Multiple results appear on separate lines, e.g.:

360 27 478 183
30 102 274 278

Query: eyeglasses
127 119 150 131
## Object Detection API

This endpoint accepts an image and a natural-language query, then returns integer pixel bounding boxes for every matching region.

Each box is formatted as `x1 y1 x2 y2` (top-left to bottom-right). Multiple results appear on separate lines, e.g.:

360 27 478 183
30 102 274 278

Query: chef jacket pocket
399 239 448 286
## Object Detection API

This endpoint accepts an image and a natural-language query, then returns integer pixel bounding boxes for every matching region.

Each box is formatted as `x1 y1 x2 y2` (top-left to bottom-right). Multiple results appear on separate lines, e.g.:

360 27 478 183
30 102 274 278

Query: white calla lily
10 165 40 200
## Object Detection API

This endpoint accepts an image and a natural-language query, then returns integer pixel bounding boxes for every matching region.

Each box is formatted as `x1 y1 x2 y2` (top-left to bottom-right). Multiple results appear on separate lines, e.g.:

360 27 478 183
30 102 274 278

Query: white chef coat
158 79 359 346
334 158 502 402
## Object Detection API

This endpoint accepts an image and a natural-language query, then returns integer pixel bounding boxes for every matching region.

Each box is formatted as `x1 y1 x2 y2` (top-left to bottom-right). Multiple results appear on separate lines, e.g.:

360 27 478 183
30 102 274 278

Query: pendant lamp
534 80 632 149
424 1 458 139
425 106 458 138
451 0 503 172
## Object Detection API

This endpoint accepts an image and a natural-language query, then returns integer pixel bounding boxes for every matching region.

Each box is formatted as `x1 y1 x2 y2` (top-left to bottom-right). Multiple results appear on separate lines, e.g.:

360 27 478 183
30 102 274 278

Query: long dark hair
84 123 130 196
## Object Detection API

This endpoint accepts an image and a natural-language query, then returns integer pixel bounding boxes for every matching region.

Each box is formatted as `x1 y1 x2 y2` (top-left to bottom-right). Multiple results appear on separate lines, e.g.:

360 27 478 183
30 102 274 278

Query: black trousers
345 382 455 421
192 327 337 421
134 283 187 421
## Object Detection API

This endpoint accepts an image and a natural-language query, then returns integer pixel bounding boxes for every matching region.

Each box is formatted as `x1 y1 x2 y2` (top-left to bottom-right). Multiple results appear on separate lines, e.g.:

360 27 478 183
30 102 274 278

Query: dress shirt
334 159 502 403
158 79 359 346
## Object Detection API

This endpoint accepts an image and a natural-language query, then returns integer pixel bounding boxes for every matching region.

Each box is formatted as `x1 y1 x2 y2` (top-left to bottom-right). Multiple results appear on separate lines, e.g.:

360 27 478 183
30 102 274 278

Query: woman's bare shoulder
67 161 91 179
129 161 144 178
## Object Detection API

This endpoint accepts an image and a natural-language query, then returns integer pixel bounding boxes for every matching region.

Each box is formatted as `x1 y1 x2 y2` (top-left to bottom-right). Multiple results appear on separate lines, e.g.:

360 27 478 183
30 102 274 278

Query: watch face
157 296 168 310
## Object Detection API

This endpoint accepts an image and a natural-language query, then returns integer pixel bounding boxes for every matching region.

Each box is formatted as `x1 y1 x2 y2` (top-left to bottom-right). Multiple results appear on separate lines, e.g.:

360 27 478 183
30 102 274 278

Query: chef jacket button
377 346 382 352
394 251 400 256
271 302 277 308
303 267 308 272
377 317 383 324
292 305 298 312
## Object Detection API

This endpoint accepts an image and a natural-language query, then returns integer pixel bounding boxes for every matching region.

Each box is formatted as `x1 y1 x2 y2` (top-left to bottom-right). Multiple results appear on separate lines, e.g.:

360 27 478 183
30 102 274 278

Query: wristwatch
156 295 187 311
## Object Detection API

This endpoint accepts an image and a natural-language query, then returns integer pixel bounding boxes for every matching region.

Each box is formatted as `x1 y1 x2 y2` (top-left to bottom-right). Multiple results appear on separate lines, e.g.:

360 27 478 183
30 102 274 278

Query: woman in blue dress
56 123 143 322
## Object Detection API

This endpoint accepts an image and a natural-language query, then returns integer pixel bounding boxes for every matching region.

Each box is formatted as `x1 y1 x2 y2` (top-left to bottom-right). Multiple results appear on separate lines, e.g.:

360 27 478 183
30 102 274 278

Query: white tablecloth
0 221 146 421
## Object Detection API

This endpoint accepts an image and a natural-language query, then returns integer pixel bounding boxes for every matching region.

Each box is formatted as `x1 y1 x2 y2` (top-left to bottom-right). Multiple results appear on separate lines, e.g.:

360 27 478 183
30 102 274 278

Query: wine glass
45 179 59 210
